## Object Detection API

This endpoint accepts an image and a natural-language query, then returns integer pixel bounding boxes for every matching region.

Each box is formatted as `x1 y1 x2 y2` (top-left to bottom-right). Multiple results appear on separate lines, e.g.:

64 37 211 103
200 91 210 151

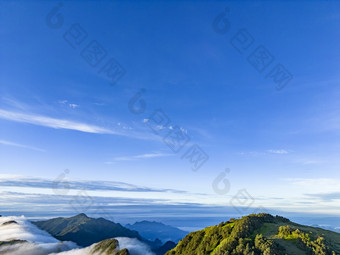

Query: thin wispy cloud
0 109 116 135
0 191 238 222
58 100 68 104
267 149 289 154
238 149 290 156
283 178 340 195
58 100 79 109
0 140 45 152
107 152 173 163
305 192 340 202
1 97 29 111
0 108 163 141
299 159 324 165
284 178 340 186
69 104 79 109
0 176 186 194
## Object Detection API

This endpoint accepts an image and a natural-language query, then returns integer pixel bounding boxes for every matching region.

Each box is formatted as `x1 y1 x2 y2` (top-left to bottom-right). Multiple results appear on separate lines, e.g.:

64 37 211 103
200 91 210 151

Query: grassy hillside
166 214 340 255
92 239 130 255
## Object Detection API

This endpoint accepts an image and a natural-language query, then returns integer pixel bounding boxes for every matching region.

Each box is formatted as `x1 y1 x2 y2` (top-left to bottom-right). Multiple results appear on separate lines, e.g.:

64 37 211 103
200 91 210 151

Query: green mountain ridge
32 213 141 247
32 213 175 254
166 214 340 255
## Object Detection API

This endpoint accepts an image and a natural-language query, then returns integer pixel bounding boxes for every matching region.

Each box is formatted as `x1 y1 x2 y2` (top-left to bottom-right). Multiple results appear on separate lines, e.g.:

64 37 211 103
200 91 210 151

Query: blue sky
1 0 340 227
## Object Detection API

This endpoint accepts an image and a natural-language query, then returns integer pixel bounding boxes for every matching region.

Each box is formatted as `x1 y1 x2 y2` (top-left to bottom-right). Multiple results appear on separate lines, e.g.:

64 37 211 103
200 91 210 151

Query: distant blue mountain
311 224 340 233
125 221 188 243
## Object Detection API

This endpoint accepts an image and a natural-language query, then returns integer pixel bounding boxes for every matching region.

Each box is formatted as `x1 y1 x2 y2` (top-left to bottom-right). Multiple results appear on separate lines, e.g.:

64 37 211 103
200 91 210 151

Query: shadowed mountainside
32 213 141 247
32 213 174 254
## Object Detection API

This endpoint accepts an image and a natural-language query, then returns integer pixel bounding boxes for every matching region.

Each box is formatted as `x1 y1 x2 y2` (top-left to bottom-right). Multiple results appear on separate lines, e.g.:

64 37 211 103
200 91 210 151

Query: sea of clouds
0 215 78 255
115 237 154 255
51 237 154 255
0 216 155 255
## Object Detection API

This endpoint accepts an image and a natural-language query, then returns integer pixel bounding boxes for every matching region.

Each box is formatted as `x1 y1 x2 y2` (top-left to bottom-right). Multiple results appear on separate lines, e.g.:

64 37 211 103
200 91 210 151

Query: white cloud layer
53 238 154 255
115 237 154 255
0 216 154 255
0 216 78 255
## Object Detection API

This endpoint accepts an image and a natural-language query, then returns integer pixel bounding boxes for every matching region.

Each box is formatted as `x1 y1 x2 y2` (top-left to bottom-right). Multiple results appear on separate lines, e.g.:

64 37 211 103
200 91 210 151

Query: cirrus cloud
0 109 116 135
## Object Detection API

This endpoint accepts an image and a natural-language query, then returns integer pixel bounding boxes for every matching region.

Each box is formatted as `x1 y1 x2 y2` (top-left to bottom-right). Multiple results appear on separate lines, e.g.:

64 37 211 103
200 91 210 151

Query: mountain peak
74 213 89 218
33 214 141 247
